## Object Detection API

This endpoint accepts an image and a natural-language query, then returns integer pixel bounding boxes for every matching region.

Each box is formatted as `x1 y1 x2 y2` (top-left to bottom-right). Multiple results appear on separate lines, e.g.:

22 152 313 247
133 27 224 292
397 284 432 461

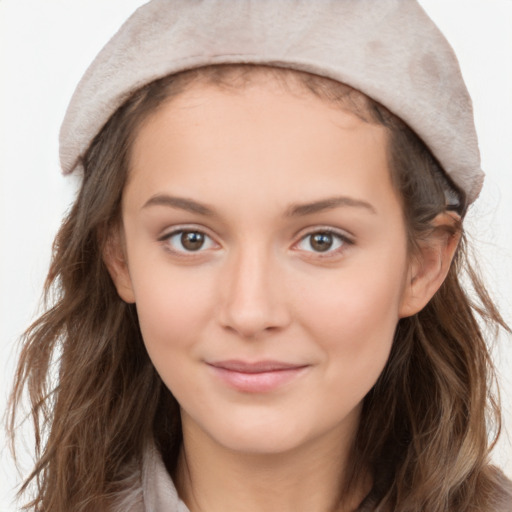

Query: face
113 79 414 455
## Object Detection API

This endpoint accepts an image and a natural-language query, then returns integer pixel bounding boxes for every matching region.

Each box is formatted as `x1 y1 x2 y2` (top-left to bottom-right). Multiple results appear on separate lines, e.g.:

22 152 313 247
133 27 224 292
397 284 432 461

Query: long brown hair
8 65 511 511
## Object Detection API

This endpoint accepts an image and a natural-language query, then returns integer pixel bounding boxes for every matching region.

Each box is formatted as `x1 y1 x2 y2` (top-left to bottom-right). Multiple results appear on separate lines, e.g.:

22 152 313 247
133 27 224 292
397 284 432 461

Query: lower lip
208 365 309 393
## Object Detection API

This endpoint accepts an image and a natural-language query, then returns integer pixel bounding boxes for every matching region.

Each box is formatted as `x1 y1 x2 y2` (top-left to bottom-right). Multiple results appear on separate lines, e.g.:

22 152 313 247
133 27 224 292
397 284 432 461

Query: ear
399 212 461 318
102 227 136 304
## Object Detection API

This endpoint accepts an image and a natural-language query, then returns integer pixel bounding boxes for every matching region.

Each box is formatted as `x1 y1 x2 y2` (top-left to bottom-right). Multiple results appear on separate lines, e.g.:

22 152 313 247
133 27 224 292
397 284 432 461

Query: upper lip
207 360 308 373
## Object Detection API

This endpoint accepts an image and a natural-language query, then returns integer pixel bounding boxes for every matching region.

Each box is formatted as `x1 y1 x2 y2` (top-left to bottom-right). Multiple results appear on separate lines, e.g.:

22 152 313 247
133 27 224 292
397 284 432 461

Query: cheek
132 267 220 410
128 258 216 363
294 249 408 392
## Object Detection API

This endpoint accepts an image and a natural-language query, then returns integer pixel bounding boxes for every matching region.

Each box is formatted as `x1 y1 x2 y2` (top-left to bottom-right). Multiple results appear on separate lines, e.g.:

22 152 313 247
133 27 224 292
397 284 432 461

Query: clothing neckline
142 443 191 512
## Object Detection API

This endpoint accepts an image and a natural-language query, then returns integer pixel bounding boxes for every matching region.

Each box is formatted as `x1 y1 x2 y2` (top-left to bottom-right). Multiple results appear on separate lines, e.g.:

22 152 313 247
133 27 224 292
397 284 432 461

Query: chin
188 405 349 457
216 426 311 455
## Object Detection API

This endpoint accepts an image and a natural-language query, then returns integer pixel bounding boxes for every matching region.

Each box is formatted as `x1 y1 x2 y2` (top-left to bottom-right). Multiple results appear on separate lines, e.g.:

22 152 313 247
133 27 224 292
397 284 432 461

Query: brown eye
180 231 205 251
310 232 334 252
161 229 216 254
295 230 349 255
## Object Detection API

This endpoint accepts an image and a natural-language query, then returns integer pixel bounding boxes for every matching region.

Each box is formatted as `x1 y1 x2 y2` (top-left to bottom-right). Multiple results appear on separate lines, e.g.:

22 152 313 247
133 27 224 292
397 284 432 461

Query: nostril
218 296 291 339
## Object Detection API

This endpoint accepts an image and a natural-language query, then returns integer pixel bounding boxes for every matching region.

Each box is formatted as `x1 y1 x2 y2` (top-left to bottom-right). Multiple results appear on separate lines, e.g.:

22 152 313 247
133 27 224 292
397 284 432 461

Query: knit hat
59 0 483 204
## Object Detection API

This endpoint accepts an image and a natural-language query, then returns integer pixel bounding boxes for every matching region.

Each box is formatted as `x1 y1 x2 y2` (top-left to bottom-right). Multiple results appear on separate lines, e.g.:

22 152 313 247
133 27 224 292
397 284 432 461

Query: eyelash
158 226 353 258
158 226 218 256
293 228 353 259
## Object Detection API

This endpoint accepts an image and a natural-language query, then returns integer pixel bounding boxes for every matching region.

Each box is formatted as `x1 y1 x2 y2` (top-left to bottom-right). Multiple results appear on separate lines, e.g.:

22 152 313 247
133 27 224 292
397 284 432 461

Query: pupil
311 233 333 252
181 231 205 251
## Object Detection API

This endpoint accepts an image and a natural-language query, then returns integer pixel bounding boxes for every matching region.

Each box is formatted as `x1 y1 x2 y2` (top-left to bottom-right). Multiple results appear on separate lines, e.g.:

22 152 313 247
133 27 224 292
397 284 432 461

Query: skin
106 78 458 512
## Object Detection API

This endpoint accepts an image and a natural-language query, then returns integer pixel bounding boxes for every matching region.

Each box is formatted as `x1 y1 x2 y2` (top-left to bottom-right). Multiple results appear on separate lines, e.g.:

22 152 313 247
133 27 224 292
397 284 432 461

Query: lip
207 360 309 393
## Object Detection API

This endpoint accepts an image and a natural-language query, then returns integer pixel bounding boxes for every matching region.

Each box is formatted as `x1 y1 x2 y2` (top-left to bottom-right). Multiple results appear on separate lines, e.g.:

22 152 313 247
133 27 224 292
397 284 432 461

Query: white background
0 1 511 510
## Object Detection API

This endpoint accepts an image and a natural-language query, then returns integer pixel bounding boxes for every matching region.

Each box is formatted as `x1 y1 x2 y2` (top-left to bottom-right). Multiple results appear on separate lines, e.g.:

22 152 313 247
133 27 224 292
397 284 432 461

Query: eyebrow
286 196 376 216
142 194 376 217
142 195 214 215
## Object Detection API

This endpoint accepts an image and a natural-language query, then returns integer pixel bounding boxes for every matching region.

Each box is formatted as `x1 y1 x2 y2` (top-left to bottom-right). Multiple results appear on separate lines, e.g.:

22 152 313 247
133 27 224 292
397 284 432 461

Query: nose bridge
218 240 289 337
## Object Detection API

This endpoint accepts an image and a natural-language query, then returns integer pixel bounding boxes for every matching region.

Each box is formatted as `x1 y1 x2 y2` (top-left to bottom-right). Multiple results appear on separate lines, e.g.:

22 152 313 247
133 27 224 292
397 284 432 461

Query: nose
217 245 291 339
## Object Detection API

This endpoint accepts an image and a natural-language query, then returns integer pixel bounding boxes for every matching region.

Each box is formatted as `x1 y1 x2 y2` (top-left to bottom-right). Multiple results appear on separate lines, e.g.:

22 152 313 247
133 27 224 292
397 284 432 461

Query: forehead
126 79 397 217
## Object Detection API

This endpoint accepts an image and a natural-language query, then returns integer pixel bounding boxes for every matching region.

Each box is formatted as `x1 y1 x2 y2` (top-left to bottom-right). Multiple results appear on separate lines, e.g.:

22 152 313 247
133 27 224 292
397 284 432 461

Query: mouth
206 360 310 393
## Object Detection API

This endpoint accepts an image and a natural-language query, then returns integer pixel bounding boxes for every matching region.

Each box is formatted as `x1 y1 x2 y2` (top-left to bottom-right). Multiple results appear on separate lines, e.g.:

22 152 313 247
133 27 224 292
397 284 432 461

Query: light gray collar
142 444 190 512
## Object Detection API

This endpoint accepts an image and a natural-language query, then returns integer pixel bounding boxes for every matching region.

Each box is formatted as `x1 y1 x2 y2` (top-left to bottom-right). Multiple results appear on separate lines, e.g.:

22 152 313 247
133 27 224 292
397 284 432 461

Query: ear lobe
399 213 461 318
102 229 136 304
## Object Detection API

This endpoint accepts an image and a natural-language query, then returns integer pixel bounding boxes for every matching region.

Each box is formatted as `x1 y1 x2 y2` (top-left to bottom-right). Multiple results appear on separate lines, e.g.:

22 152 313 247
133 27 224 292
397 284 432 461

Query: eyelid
292 226 354 257
157 224 221 255
292 225 355 243
156 224 353 258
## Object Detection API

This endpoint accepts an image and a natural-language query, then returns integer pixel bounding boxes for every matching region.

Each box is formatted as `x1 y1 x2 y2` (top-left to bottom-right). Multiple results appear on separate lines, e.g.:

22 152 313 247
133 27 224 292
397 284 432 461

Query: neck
173 411 368 512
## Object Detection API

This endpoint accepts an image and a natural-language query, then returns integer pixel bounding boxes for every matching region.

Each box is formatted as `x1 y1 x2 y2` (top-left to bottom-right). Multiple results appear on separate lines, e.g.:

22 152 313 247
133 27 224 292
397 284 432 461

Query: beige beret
60 0 483 204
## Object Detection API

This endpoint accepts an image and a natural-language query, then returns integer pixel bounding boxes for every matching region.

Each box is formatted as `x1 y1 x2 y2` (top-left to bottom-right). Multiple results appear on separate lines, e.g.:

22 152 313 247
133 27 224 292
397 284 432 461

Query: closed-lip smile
206 360 310 393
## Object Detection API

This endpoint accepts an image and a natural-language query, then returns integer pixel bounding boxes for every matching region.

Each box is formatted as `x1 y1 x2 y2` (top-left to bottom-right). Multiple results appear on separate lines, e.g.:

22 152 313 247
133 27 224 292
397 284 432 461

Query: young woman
7 1 512 511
